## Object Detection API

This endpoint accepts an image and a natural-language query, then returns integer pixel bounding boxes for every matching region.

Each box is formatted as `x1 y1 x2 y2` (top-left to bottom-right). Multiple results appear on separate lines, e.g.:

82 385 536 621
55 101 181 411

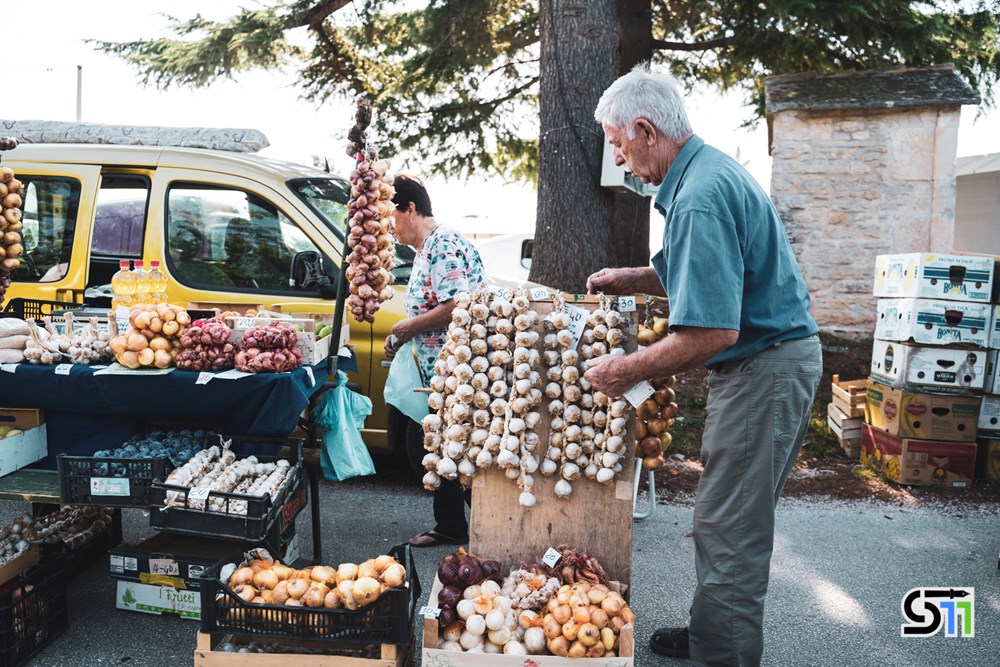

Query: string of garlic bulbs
509 288 543 509
587 294 629 484
421 290 477 490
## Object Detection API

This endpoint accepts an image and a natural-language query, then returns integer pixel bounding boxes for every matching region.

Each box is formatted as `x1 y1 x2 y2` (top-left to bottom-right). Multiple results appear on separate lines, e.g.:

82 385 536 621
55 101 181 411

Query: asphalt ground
2 455 998 667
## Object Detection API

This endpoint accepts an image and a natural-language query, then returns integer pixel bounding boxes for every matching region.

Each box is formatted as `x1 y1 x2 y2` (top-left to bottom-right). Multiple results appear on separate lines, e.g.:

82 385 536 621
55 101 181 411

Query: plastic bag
383 341 429 424
311 371 375 481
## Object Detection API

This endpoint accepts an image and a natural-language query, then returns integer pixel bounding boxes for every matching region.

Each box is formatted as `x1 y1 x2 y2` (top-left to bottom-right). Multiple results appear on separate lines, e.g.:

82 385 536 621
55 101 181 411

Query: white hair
594 62 692 140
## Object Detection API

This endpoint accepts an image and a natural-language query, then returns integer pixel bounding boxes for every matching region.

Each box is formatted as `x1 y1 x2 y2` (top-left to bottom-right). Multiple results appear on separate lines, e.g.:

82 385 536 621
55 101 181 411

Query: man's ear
635 119 656 145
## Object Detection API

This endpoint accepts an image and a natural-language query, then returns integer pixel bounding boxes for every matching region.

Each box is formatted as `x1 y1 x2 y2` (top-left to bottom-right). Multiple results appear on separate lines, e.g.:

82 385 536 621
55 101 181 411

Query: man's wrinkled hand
586 267 634 295
383 335 396 359
583 354 634 398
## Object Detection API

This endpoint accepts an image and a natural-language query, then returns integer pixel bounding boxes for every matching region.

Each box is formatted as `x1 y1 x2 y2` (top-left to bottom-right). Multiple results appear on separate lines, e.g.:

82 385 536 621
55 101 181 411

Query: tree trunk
530 0 655 291
610 0 654 269
530 0 618 292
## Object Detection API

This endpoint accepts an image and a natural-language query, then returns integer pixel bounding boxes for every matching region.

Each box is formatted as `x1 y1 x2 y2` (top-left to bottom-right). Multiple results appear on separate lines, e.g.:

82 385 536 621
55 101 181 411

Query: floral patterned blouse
405 225 486 384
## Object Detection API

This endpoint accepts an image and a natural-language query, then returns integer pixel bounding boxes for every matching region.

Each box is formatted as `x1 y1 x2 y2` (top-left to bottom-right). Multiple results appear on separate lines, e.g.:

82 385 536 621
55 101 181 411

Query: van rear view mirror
520 238 534 271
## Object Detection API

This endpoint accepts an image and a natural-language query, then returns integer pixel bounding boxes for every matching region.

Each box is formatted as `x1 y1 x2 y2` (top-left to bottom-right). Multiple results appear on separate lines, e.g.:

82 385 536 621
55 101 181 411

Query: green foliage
93 0 1000 178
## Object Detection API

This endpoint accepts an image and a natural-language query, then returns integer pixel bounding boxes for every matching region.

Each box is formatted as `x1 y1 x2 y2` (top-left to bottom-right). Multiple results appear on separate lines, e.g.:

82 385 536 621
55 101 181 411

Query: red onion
457 557 483 586
437 585 463 610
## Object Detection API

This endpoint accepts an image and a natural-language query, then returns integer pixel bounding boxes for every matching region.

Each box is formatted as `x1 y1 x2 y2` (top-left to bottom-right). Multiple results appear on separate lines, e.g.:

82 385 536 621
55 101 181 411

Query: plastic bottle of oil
110 260 135 310
147 260 168 304
131 260 150 305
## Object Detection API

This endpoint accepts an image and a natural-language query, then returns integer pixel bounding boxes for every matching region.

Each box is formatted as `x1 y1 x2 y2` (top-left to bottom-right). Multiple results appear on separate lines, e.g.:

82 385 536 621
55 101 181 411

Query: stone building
764 65 979 335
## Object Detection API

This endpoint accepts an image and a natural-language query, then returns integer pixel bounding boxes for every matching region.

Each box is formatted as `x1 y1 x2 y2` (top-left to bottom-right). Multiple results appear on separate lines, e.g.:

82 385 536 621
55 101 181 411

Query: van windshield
287 178 351 241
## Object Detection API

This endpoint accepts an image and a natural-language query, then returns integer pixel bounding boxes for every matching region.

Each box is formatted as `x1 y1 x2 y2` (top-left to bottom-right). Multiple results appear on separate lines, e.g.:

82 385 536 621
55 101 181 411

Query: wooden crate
827 402 862 459
831 374 867 418
423 574 634 664
194 632 406 667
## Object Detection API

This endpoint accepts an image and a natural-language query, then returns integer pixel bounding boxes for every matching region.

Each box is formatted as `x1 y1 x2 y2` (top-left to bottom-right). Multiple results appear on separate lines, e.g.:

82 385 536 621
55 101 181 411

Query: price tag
1 363 17 373
187 487 211 503
304 366 315 387
617 296 636 313
55 363 73 375
236 316 256 329
149 558 180 577
565 304 588 348
542 547 562 568
90 477 131 497
195 372 213 385
623 380 655 408
420 606 442 619
530 287 549 301
115 305 131 333
492 287 513 301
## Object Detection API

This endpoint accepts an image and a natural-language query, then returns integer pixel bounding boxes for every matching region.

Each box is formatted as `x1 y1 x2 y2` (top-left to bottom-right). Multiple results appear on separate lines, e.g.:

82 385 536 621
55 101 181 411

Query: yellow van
3 139 417 459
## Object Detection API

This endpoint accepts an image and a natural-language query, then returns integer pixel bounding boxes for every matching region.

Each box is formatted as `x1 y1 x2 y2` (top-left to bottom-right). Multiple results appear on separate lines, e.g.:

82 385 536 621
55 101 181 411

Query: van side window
14 177 81 283
165 184 327 294
92 177 149 258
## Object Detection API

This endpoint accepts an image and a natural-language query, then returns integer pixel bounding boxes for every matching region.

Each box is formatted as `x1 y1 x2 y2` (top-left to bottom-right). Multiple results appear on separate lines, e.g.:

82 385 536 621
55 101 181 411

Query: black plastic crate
35 508 123 581
58 455 171 508
0 554 69 667
199 543 419 646
0 298 83 320
148 439 306 542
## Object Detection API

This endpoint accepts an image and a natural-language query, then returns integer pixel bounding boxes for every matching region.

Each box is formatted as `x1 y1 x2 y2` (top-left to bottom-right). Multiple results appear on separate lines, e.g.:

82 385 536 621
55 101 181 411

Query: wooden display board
468 293 642 586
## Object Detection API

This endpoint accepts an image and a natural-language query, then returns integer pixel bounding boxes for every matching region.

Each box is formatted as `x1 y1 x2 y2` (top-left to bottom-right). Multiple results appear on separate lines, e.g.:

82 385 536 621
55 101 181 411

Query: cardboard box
115 579 200 620
224 315 332 365
874 298 991 348
870 339 987 391
0 408 48 478
0 545 39 586
272 304 351 352
985 350 1000 394
186 302 264 316
873 253 996 302
861 423 976 488
979 394 1000 432
990 305 1000 349
109 533 235 591
864 380 981 442
976 436 1000 481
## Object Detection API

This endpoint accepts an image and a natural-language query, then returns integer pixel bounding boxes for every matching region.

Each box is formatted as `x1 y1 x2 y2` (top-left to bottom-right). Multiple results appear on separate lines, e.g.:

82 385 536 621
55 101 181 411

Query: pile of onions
224 553 406 620
635 377 677 470
109 303 191 369
235 324 302 373
435 551 502 629
344 99 395 324
0 137 24 304
537 582 633 658
176 317 237 371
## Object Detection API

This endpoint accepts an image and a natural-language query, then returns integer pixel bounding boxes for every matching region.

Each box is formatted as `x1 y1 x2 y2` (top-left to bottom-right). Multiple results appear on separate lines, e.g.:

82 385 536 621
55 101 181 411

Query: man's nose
613 150 625 166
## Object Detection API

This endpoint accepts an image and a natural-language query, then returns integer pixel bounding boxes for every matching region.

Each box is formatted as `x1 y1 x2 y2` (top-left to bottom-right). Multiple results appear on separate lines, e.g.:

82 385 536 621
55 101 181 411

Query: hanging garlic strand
510 288 541 509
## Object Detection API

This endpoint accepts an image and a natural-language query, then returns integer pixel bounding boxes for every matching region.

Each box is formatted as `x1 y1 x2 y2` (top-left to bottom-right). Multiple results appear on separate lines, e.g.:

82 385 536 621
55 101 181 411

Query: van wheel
387 406 425 477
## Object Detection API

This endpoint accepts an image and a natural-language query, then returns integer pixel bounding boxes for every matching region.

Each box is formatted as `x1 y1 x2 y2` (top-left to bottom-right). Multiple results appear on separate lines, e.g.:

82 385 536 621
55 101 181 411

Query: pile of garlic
421 287 633 506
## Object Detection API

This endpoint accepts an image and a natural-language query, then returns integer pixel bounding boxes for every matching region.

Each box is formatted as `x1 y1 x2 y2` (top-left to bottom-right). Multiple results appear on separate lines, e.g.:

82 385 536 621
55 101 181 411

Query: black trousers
434 477 472 538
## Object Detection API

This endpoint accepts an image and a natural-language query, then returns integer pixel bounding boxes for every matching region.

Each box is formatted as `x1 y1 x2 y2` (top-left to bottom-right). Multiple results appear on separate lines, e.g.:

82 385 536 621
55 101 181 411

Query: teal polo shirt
650 135 818 368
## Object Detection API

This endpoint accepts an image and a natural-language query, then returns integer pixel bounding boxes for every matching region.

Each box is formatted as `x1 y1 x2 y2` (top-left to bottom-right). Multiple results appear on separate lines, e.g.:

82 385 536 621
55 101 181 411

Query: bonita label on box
874 298 991 348
873 253 995 303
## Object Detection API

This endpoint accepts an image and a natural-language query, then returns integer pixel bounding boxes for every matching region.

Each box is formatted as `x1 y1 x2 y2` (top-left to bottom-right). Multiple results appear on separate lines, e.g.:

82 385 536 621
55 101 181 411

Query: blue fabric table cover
0 354 356 467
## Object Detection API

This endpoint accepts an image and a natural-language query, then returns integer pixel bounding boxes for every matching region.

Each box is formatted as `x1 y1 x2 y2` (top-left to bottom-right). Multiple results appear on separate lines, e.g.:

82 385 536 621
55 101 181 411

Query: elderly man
585 64 822 667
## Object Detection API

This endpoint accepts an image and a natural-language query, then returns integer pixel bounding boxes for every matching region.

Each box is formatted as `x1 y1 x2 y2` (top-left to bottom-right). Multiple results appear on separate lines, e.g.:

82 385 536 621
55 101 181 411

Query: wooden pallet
194 632 406 667
831 374 867 418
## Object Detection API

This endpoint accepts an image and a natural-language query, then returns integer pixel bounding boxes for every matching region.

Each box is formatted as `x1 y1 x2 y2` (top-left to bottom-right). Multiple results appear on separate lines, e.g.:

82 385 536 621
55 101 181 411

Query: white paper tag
2 363 17 373
420 606 442 619
624 380 655 408
55 363 73 375
149 558 180 577
195 372 213 385
116 306 131 333
90 477 131 497
491 287 513 301
236 316 256 329
187 487 211 502
617 296 637 313
338 346 352 358
530 287 549 301
304 366 315 387
542 547 562 568
565 304 588 348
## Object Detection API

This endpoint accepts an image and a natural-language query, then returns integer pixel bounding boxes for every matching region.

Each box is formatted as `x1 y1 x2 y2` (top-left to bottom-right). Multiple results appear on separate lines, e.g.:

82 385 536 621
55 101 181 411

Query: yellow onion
601 626 617 650
287 578 309 600
352 577 381 606
381 563 405 588
374 554 396 572
324 589 342 608
547 636 570 657
337 563 358 582
577 623 600 647
310 565 337 585
562 619 581 641
303 584 329 608
229 567 254 587
271 580 290 605
567 641 587 658
357 560 378 580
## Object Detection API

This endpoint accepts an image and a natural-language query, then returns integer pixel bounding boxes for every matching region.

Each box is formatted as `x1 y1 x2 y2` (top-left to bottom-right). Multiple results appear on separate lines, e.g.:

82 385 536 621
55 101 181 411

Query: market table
0 354 357 562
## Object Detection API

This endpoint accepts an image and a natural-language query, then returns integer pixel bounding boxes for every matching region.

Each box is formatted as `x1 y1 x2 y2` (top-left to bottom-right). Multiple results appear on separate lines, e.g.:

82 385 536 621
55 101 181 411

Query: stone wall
770 106 962 335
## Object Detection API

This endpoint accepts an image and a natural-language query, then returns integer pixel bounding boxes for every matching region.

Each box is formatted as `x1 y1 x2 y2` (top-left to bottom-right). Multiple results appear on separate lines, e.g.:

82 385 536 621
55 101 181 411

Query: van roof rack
0 120 269 153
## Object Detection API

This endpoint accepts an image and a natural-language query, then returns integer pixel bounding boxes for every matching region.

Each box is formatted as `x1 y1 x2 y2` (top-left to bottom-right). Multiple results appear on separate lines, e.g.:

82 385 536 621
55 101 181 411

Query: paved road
2 457 997 667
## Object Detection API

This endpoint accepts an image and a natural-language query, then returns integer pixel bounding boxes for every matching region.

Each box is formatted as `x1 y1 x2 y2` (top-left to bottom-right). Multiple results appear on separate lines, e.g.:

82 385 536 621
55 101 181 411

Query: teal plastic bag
311 371 376 481
383 341 430 424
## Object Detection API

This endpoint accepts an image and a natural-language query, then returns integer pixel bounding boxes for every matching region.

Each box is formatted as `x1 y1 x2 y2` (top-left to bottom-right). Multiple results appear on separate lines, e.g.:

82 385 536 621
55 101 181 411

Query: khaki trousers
689 334 822 667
